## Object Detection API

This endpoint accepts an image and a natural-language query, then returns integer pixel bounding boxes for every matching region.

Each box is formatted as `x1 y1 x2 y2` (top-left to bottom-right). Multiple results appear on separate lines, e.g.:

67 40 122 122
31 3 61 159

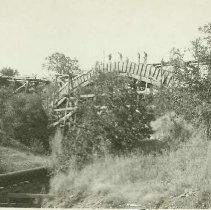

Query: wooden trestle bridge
0 75 50 93
0 60 208 207
50 60 207 126
0 60 207 126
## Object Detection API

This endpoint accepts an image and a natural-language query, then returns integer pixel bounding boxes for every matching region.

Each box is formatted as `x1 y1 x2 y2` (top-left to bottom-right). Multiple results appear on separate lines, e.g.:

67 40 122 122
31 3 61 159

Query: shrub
0 89 51 152
150 112 194 149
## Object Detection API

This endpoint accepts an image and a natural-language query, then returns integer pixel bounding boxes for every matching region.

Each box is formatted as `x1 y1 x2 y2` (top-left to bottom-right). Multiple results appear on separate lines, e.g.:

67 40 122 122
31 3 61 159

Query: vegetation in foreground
1 21 211 208
45 122 211 208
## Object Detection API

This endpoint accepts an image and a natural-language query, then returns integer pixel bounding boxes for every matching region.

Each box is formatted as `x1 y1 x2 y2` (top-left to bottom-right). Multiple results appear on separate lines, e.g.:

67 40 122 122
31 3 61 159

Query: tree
0 83 51 153
0 67 19 77
3 92 50 151
154 22 211 140
43 52 81 76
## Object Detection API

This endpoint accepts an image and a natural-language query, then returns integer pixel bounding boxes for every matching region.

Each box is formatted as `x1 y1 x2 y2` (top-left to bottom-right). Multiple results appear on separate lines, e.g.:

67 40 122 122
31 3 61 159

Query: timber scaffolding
51 60 209 126
0 75 50 93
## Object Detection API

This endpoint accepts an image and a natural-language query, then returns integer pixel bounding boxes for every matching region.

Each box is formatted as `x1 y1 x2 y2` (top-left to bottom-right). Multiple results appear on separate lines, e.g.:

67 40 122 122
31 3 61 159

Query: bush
0 87 51 152
150 112 194 149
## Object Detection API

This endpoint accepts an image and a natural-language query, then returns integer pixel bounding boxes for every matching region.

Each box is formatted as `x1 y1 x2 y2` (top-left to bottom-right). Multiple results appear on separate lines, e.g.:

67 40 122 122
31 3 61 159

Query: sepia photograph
0 0 211 208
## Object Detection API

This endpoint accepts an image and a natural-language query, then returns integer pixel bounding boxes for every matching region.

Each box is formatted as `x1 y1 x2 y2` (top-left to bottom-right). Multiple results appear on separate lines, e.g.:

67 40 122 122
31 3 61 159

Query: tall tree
43 52 81 76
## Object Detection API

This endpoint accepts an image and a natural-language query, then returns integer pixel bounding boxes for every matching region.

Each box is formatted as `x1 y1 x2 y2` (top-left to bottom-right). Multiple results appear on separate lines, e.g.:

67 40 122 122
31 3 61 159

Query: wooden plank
58 83 67 93
7 193 56 199
135 63 141 75
55 73 69 77
128 62 134 74
14 82 28 93
53 111 76 126
56 97 67 107
0 203 40 207
0 167 49 187
54 107 76 112
80 94 95 98
2 76 49 83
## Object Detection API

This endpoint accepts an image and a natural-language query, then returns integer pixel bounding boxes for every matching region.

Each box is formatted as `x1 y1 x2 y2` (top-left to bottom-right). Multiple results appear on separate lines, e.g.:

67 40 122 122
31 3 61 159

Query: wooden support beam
0 76 49 83
56 97 67 107
54 107 76 112
80 94 95 98
52 110 76 126
54 73 69 77
14 82 28 93
7 193 56 199
0 202 40 207
0 167 49 187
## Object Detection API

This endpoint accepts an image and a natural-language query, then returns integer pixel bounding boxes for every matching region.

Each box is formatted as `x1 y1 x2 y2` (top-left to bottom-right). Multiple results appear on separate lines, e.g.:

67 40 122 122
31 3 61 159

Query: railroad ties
0 167 51 207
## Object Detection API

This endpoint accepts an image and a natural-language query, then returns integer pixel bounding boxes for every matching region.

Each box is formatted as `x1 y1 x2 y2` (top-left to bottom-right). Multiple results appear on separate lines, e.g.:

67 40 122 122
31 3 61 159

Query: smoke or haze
50 128 63 165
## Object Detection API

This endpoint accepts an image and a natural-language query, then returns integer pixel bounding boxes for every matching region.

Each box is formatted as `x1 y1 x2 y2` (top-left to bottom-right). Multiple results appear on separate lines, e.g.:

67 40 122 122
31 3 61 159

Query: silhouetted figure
118 52 123 61
138 52 141 63
143 51 148 64
108 54 112 61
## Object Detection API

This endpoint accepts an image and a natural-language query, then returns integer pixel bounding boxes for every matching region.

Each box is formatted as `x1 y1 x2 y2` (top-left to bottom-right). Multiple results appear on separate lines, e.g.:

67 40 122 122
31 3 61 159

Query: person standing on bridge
143 51 148 64
138 52 141 63
118 52 123 61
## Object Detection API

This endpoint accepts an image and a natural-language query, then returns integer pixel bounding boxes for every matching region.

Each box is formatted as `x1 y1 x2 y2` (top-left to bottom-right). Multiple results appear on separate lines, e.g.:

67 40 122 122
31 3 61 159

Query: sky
0 0 211 76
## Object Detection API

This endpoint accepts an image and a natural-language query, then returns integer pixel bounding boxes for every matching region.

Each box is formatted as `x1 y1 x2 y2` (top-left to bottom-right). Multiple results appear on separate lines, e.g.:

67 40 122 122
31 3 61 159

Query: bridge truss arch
52 61 173 126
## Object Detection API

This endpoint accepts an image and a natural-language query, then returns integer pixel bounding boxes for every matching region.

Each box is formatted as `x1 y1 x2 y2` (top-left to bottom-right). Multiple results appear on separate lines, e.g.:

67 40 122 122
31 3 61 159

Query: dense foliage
0 67 19 77
60 72 156 169
154 23 211 139
0 86 51 153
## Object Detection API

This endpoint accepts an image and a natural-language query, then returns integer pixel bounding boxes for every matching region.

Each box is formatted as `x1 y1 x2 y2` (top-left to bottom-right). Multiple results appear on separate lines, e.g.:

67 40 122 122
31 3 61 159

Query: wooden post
64 75 70 125
24 80 29 93
70 74 77 129
136 92 139 106
143 52 148 65
51 75 58 124
160 59 163 86
138 52 140 64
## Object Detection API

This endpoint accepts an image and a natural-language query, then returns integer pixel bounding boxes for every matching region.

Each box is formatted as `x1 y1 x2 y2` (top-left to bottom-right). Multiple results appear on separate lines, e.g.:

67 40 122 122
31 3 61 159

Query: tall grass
44 114 211 208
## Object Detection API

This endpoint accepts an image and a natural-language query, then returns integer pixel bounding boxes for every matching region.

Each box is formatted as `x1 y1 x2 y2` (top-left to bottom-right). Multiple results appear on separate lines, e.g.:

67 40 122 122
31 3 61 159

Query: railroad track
0 167 52 207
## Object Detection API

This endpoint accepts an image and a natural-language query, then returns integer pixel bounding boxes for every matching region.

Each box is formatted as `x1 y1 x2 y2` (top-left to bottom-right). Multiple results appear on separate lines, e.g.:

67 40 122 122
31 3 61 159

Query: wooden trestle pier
0 75 50 93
